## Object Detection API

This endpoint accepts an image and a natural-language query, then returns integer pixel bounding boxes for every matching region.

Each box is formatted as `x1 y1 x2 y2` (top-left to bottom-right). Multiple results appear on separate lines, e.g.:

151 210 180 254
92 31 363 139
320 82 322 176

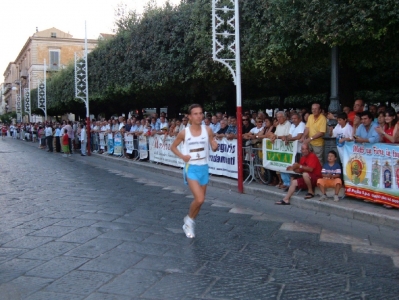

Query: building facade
2 27 98 120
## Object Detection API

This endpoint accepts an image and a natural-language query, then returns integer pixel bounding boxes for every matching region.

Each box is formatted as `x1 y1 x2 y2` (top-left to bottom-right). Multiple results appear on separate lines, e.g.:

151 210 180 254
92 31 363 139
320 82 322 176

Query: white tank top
183 125 208 165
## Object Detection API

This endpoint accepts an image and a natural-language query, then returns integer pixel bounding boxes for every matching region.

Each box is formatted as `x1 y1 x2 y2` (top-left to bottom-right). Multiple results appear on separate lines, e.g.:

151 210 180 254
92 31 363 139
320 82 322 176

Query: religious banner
125 134 134 154
99 133 105 150
343 141 399 208
113 132 123 156
262 139 298 172
107 133 114 154
139 136 148 160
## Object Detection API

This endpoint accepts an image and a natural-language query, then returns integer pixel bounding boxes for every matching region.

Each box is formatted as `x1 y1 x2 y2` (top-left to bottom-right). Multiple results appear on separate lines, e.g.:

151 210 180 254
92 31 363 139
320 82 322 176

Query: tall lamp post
75 22 91 155
212 0 243 193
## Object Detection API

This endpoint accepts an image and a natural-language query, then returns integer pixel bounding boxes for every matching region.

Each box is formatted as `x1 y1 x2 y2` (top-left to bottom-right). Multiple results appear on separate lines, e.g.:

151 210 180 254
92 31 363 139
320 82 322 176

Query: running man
171 104 219 238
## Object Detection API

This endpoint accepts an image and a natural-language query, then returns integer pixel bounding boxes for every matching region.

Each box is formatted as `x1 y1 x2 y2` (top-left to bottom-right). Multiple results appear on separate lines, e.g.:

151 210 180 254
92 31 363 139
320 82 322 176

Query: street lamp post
212 0 243 193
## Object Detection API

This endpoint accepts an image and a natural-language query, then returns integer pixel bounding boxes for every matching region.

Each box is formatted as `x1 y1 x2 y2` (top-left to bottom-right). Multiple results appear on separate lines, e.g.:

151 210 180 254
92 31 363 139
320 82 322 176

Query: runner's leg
187 179 207 219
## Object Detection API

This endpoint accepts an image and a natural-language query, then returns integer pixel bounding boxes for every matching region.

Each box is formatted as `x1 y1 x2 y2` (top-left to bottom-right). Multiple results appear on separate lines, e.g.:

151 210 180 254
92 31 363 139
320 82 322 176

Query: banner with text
113 133 123 156
262 138 298 172
148 135 238 179
107 133 114 154
343 141 399 208
139 136 149 160
124 134 134 154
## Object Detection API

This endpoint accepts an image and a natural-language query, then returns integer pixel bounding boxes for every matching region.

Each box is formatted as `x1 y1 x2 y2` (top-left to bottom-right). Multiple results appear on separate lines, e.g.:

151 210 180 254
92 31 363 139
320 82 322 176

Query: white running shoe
319 194 327 201
183 216 195 238
333 195 339 202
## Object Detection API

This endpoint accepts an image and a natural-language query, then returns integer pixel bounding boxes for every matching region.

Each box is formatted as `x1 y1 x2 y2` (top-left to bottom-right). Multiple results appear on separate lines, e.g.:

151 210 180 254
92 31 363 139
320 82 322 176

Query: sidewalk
92 152 399 229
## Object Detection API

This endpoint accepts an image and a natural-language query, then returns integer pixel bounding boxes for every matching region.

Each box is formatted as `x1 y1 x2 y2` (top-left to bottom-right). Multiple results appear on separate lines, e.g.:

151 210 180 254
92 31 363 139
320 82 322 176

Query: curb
92 152 399 229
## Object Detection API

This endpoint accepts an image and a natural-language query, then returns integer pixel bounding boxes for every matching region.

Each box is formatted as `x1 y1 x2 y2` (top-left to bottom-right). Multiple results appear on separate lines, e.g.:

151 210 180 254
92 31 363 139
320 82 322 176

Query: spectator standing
375 108 398 143
45 124 54 152
80 124 87 156
215 120 228 138
225 116 237 140
301 103 327 165
347 99 365 125
62 129 70 157
280 113 306 190
210 116 220 134
354 111 380 143
330 112 353 159
55 123 61 152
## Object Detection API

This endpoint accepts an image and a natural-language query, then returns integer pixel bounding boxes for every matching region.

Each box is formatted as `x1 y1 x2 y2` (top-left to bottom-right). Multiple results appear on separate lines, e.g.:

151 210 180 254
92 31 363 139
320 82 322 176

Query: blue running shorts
183 164 209 186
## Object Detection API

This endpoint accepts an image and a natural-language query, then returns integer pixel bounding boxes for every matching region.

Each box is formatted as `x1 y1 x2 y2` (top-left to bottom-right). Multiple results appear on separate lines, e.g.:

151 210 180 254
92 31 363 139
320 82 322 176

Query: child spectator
317 150 342 202
62 129 70 157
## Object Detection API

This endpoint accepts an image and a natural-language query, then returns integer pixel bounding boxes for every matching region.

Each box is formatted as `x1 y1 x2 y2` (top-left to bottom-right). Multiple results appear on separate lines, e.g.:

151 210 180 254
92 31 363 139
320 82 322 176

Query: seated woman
375 107 398 143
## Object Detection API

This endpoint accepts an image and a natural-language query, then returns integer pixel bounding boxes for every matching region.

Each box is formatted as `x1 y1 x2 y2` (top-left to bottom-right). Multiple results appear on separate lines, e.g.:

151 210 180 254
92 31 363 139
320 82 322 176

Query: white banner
262 138 298 172
148 135 238 179
124 134 134 154
139 136 148 160
148 135 184 167
208 138 238 179
99 133 105 150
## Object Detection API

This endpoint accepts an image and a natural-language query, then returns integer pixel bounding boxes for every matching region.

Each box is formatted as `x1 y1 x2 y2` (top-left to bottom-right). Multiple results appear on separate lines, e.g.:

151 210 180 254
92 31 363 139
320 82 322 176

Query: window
49 50 60 70
51 32 56 38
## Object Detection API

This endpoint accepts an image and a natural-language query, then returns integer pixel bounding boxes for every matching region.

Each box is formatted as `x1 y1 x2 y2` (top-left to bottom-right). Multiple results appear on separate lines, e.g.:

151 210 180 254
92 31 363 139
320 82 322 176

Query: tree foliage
40 0 399 118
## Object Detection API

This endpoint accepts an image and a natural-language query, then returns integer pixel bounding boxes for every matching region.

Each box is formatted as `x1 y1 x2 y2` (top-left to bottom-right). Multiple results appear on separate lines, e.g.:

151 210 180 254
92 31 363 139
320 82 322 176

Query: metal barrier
243 144 272 185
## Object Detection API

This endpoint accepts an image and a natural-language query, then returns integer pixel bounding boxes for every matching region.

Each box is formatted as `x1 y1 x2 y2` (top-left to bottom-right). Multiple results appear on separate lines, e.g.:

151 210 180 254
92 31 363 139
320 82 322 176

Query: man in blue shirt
354 111 380 143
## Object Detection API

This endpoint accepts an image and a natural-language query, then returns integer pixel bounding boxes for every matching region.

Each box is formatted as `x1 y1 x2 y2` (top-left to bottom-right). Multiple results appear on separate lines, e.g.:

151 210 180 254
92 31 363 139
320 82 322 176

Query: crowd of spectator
1 99 398 209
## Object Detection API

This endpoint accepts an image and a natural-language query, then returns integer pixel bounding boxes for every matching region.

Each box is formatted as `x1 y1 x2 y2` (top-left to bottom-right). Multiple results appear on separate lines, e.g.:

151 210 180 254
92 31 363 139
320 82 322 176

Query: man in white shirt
158 116 168 132
45 124 54 152
280 112 305 190
271 111 291 141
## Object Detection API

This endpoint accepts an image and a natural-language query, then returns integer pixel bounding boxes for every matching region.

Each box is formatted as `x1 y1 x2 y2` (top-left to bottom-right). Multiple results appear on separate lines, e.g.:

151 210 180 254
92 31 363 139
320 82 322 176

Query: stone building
1 27 98 119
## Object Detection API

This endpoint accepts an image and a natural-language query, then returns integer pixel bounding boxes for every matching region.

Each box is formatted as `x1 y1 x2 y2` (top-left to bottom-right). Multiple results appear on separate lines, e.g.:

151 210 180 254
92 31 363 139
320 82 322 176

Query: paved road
0 138 398 299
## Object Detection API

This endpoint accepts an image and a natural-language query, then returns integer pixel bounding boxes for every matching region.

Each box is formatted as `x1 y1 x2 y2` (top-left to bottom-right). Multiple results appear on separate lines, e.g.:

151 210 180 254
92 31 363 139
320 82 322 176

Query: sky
0 0 180 78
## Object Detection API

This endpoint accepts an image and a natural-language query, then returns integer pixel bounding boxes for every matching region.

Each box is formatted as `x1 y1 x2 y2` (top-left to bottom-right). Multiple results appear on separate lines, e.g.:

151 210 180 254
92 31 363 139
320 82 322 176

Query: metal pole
235 0 243 193
85 22 91 156
44 59 47 121
212 0 243 193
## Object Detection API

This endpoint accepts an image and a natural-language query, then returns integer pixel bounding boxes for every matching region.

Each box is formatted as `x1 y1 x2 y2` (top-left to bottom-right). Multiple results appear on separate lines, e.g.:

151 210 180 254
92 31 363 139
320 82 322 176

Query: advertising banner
148 135 238 179
208 138 238 179
113 132 123 156
139 136 148 160
148 135 184 167
262 138 298 172
107 133 114 154
125 134 134 154
343 141 399 208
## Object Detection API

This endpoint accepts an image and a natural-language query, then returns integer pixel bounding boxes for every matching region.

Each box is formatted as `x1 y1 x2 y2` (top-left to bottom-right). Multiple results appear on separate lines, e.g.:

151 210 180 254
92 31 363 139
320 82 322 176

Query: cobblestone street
0 138 398 299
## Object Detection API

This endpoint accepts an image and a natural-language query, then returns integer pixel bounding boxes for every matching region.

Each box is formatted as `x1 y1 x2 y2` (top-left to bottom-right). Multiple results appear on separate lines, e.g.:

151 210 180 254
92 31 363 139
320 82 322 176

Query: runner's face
189 107 203 125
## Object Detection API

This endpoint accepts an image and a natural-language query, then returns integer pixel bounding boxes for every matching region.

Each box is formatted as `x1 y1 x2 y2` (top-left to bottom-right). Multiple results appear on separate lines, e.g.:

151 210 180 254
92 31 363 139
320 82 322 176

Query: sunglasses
242 119 248 121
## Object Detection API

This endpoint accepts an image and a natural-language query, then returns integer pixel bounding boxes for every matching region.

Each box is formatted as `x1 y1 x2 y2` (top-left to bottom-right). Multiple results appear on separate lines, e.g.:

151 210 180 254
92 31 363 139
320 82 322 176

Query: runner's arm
171 130 191 162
